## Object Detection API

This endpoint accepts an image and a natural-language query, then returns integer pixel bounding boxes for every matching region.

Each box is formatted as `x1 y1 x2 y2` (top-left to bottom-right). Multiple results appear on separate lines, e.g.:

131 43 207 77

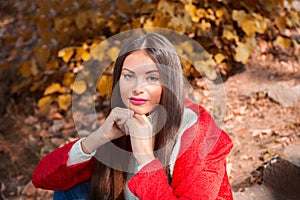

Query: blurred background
0 0 299 199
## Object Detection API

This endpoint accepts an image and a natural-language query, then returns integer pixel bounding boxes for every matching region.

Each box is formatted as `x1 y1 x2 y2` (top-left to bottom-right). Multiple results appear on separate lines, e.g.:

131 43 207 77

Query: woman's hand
101 107 134 140
125 114 155 165
81 107 134 154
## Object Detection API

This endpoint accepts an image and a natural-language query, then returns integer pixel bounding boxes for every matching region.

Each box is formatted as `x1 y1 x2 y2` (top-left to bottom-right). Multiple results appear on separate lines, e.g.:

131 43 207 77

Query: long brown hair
89 33 184 199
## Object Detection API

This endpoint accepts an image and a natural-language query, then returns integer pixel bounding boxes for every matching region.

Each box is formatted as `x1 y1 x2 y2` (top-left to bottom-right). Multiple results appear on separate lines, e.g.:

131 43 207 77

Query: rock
233 155 300 200
267 81 300 107
263 157 300 200
233 184 277 200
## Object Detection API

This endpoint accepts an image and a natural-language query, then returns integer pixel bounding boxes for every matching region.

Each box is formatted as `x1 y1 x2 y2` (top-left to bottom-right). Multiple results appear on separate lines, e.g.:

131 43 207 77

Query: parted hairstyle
89 33 185 199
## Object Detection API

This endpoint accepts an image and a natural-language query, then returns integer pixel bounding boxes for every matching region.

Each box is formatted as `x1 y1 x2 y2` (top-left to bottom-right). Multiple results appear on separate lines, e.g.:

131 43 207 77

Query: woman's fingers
100 107 134 140
133 114 151 126
126 114 154 165
111 107 134 122
109 107 134 132
125 115 153 139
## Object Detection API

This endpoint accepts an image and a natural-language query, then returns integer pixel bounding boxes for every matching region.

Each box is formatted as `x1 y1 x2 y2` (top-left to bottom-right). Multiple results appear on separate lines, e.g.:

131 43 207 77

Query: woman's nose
133 78 146 94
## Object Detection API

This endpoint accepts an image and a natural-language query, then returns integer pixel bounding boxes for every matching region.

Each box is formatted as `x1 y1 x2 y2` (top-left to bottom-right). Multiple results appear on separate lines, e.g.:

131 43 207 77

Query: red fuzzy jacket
32 99 233 199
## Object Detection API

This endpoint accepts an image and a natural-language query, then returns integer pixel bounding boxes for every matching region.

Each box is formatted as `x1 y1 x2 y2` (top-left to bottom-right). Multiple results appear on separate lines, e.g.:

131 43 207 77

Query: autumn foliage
10 0 300 115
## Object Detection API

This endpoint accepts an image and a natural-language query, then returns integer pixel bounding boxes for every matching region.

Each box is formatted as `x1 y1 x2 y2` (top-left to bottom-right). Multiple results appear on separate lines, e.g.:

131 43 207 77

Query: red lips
129 97 148 105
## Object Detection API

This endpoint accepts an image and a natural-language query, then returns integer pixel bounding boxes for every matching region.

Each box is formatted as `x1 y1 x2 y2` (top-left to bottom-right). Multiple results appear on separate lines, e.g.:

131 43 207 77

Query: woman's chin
128 106 150 115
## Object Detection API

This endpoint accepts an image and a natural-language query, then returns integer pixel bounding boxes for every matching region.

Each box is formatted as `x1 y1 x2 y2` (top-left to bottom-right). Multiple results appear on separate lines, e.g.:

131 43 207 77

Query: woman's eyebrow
145 70 159 74
122 68 134 73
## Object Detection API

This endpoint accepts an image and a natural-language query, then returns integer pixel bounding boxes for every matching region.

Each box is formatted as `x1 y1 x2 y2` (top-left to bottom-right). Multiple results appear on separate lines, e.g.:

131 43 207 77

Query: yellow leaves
234 33 257 64
143 18 155 28
180 41 194 54
73 80 87 95
194 58 217 80
19 59 39 77
75 12 88 29
39 92 72 114
234 42 251 64
195 8 206 19
185 5 223 27
63 72 75 87
206 8 216 21
38 96 54 115
91 41 108 61
275 17 287 31
288 9 300 27
232 10 254 35
139 2 156 14
57 94 72 110
179 0 193 4
58 47 74 63
74 47 91 61
97 75 112 98
57 41 94 64
107 19 119 33
38 71 75 114
39 78 74 113
275 36 291 49
199 19 211 31
19 61 32 78
222 25 239 43
275 9 300 31
232 10 267 36
253 13 267 34
156 1 192 33
46 60 59 70
185 4 200 23
214 53 226 64
31 59 39 76
44 83 65 95
107 47 120 61
216 9 224 19
158 1 174 16
21 0 300 117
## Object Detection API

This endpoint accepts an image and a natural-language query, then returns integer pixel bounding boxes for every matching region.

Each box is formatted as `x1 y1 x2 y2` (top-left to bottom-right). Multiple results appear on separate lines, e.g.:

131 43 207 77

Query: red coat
32 100 233 199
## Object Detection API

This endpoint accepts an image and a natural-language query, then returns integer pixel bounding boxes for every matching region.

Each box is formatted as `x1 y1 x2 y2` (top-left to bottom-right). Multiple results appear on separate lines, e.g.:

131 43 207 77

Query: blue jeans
53 180 90 200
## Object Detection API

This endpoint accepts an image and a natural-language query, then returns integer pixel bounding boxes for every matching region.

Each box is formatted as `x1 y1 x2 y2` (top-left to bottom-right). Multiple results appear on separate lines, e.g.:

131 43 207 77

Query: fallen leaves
274 36 292 49
57 94 72 110
73 80 87 95
44 83 65 95
38 96 54 115
58 47 74 63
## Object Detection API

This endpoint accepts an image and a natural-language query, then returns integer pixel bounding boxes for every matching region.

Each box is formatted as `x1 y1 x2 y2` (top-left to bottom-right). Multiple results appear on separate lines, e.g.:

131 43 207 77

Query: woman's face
119 50 162 115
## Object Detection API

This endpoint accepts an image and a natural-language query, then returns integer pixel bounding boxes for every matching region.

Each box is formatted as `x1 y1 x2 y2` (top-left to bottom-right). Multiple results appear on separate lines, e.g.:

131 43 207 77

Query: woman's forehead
122 51 158 71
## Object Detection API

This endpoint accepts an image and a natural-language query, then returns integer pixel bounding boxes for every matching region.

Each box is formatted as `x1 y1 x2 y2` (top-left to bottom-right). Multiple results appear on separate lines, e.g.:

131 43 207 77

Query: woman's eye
123 73 134 79
147 76 159 82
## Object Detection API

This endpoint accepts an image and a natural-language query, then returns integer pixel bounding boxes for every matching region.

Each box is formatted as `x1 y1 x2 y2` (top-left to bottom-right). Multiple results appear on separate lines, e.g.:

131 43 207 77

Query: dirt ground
224 56 300 191
1 1 300 199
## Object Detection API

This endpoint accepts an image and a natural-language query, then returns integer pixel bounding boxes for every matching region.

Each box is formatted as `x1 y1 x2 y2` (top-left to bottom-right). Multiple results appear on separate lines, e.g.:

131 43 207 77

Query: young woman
32 33 233 200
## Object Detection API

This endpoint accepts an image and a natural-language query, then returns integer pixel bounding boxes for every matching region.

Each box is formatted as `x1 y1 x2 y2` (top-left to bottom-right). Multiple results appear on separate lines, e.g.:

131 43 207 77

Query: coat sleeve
32 139 96 190
127 130 233 200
